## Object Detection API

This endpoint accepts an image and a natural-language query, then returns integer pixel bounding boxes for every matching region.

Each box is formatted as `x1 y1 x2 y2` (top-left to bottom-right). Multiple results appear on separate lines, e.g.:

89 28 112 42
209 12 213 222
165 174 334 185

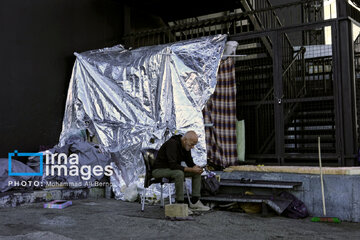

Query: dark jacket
153 135 195 171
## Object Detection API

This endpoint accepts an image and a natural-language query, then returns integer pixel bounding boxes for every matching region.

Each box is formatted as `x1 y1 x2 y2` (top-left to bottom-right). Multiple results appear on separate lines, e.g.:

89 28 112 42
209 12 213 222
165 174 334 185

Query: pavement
0 198 360 240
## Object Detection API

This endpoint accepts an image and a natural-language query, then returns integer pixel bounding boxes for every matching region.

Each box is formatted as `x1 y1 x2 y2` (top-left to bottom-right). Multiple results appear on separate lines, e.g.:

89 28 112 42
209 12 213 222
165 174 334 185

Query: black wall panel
0 0 123 157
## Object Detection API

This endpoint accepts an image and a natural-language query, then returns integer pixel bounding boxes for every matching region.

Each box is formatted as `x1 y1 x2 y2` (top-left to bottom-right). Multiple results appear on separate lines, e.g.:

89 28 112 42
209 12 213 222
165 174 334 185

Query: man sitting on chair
152 131 210 211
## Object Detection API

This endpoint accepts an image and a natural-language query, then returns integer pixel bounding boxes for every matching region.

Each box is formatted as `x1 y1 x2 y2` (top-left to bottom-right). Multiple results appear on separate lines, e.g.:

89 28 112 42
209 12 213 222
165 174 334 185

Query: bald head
184 131 198 141
181 131 198 151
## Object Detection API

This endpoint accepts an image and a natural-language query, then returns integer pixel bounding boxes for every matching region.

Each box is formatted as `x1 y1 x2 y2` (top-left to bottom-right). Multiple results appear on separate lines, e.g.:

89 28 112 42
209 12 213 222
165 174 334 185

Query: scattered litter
44 200 72 209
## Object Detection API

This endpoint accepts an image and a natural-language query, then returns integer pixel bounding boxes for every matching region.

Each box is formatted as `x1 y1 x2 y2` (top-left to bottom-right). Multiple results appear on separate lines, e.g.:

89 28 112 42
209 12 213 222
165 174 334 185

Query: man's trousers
152 168 201 202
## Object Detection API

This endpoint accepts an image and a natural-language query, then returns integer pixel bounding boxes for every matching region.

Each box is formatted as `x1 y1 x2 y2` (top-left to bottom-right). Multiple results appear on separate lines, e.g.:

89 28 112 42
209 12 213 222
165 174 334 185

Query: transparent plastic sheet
59 35 227 200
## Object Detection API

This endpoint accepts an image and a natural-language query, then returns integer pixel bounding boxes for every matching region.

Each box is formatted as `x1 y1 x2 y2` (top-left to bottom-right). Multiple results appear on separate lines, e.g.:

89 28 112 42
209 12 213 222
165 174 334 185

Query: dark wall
0 0 123 157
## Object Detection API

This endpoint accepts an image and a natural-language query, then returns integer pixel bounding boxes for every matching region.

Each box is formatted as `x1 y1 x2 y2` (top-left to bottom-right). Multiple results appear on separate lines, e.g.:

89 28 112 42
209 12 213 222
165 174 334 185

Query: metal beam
334 0 358 166
271 31 284 165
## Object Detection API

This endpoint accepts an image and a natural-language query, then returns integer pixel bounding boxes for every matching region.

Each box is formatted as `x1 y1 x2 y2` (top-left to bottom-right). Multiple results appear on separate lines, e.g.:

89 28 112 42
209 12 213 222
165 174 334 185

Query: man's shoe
188 208 193 215
189 200 210 211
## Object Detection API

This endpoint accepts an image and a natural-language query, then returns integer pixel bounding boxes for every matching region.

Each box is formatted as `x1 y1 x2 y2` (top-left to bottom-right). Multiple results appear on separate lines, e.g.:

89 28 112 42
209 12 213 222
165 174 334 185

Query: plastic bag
279 191 309 219
201 171 220 195
123 183 138 202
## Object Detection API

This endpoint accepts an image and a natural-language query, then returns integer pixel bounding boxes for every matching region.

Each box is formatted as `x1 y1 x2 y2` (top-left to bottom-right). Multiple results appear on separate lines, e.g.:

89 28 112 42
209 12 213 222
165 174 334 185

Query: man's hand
191 165 203 175
184 165 203 174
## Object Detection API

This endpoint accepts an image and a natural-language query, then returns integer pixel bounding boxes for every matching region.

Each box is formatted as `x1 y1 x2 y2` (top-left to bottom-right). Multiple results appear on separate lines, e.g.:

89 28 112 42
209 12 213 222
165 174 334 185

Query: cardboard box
165 204 188 218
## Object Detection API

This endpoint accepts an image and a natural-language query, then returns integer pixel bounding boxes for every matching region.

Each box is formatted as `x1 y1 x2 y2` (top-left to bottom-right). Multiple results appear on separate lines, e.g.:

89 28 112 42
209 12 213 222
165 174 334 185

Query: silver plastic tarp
59 34 227 200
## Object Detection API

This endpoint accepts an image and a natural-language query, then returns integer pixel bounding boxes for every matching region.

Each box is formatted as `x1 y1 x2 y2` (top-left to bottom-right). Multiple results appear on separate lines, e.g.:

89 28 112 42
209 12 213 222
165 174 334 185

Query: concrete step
219 179 302 189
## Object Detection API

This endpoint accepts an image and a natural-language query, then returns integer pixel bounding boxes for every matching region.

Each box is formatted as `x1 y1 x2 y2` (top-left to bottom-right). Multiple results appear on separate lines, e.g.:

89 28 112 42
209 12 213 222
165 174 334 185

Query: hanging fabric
203 57 238 168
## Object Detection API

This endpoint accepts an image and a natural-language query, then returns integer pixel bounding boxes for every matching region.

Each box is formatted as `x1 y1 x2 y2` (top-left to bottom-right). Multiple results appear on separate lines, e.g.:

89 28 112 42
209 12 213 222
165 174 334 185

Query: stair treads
285 137 334 144
284 147 336 153
235 53 267 61
287 120 335 127
294 112 334 119
236 42 261 50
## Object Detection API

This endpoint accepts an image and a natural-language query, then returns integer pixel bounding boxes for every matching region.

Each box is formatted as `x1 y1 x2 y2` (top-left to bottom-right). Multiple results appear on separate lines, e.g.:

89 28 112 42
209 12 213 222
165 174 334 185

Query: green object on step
236 120 245 161
311 217 341 223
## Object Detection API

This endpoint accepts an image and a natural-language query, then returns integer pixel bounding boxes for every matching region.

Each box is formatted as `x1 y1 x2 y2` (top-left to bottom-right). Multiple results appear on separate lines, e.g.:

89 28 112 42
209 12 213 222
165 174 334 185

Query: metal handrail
255 87 274 110
255 47 306 110
283 47 306 76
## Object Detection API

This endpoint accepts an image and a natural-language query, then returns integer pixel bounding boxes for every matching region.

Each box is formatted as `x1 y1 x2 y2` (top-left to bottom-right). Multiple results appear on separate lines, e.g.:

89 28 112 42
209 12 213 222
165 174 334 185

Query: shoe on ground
189 200 210 211
188 208 193 215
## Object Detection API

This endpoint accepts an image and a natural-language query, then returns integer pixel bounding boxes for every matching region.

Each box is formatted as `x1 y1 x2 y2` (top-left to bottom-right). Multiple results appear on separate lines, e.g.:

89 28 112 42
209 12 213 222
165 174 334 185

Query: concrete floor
0 199 359 240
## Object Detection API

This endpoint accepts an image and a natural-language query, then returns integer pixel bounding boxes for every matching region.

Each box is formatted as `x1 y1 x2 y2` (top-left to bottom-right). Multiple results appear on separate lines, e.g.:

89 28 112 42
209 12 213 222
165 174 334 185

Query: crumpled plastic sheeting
0 158 40 192
59 35 227 200
43 132 111 188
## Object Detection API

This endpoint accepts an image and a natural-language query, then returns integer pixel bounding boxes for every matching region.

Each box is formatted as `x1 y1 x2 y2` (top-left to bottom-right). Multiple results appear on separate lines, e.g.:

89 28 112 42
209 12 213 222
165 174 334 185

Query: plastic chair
141 148 190 212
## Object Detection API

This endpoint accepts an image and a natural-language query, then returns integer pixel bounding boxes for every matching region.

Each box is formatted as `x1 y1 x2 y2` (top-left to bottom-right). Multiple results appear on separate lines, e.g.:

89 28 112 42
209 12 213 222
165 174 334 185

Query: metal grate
282 27 336 165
